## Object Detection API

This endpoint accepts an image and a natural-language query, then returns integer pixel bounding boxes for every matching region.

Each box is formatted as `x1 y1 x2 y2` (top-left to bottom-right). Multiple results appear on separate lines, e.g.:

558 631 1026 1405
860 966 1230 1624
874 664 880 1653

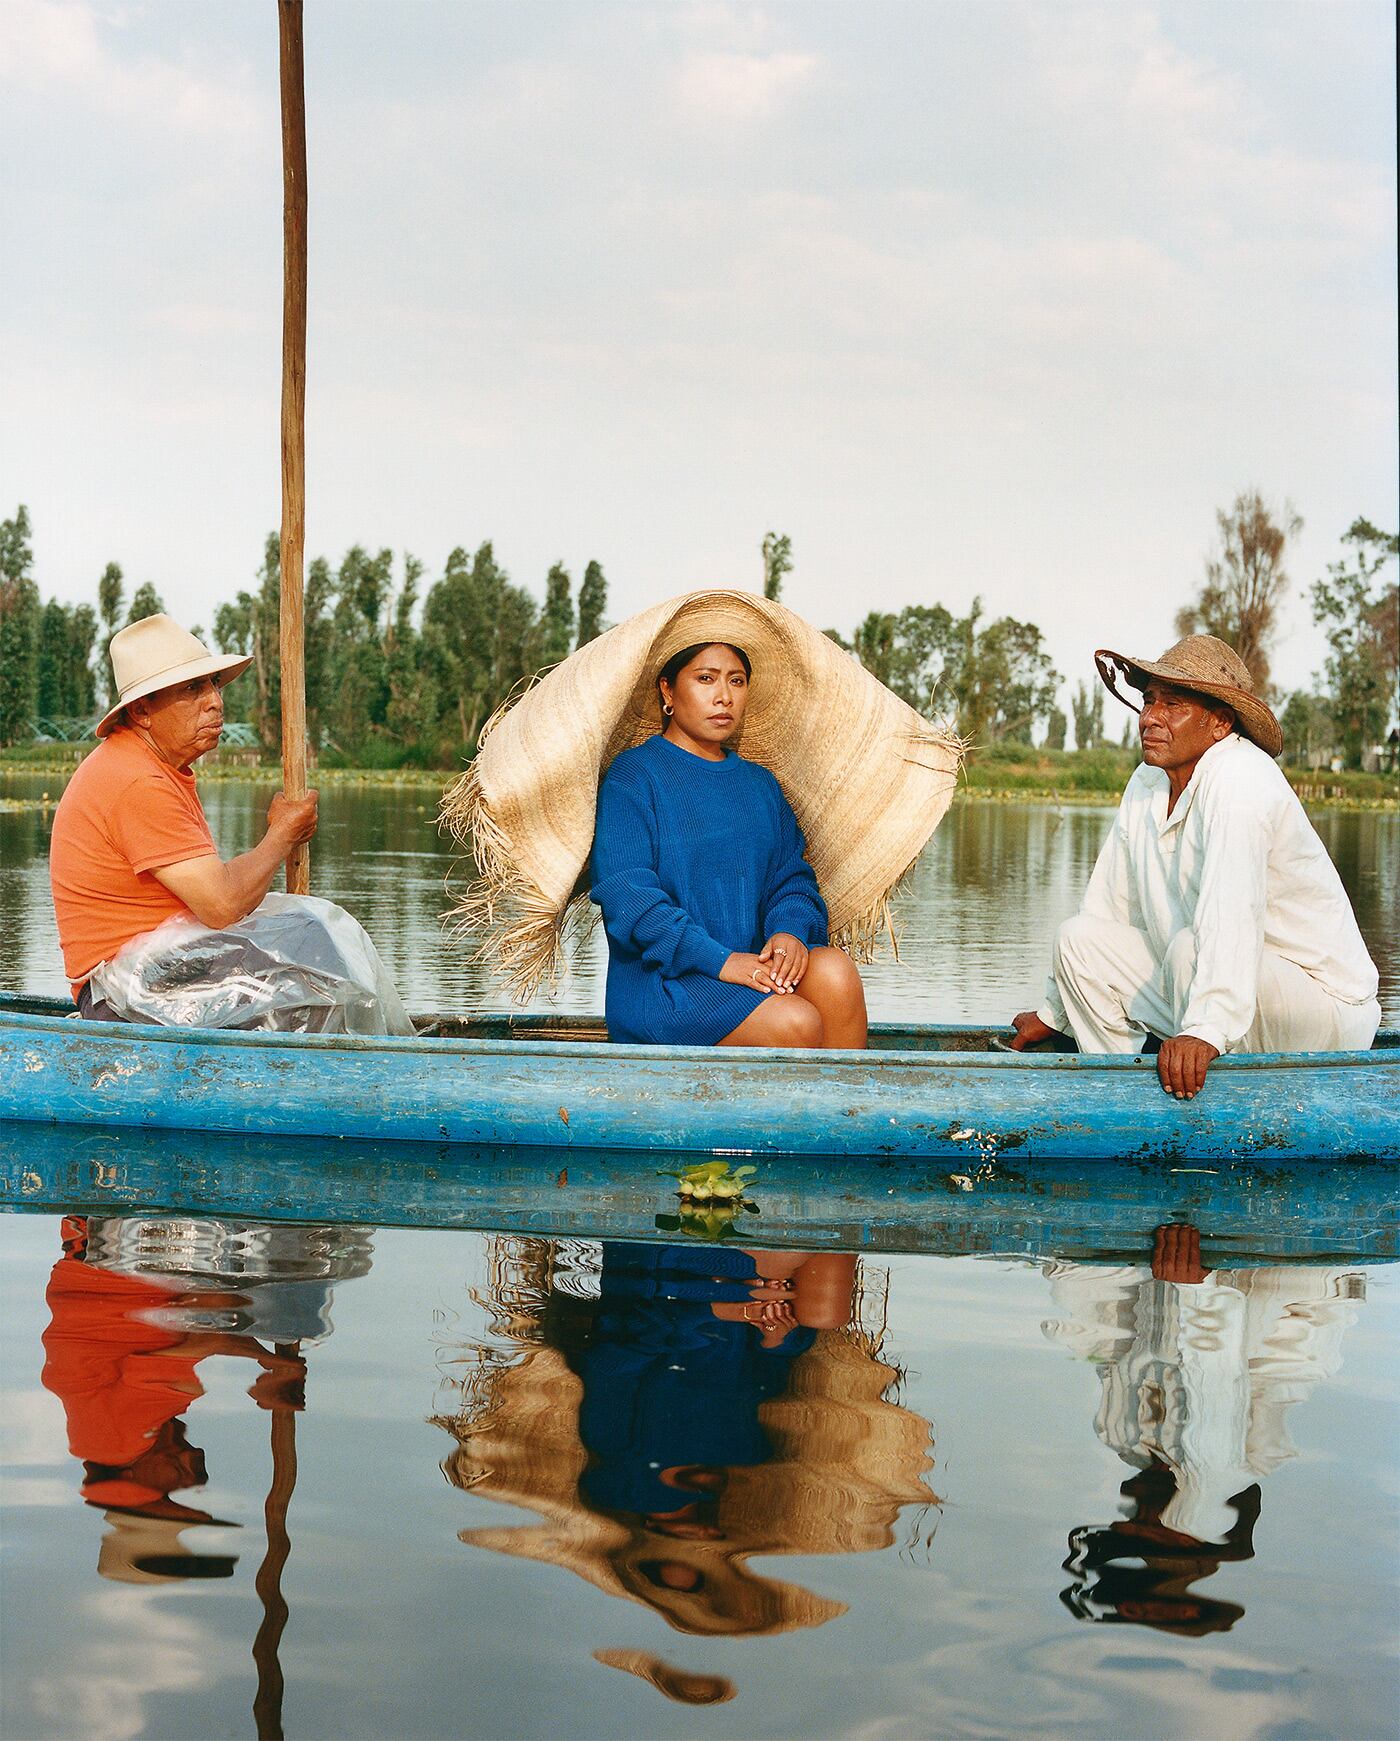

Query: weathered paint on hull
2 995 1395 1160
2 1118 1396 1260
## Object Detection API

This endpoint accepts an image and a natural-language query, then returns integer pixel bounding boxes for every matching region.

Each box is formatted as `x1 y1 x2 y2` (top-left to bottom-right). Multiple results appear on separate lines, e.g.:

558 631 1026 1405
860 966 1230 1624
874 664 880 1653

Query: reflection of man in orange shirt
41 1217 304 1581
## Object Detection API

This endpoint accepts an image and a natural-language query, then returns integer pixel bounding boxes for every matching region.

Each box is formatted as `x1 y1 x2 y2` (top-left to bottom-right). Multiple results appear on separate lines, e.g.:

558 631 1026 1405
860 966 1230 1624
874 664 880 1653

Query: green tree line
207 536 612 767
0 508 614 766
1 501 1394 768
825 600 1062 744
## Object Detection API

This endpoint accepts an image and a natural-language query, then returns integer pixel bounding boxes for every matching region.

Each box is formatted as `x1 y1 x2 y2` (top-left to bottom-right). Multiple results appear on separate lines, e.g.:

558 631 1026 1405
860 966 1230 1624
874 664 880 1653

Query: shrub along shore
2 741 1395 810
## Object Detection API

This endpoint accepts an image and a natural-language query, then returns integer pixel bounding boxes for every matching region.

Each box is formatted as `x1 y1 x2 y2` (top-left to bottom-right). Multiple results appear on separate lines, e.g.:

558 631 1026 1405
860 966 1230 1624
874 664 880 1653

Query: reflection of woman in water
434 1237 937 1654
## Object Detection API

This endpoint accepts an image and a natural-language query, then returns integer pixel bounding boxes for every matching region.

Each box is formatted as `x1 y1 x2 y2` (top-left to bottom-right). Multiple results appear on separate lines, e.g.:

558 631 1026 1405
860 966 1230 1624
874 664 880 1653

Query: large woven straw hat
440 588 963 999
1094 634 1283 758
97 614 252 738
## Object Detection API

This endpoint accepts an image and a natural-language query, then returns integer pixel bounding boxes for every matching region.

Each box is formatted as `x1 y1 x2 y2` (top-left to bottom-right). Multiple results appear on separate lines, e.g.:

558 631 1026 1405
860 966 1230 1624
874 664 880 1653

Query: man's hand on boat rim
1157 1034 1219 1100
1008 1011 1061 1050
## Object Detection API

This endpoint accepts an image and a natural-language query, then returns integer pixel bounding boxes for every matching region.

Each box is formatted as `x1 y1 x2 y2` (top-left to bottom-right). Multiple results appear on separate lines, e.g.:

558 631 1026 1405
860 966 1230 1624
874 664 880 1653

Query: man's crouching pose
1010 635 1380 1099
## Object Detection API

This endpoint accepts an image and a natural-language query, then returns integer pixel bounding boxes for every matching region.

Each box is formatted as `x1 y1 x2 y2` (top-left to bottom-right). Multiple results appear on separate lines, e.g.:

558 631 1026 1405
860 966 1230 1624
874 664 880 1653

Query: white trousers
1048 915 1381 1055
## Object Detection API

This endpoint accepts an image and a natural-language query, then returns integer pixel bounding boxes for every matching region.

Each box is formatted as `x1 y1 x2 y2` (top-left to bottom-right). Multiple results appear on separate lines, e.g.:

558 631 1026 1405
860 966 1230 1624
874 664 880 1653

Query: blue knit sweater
590 733 829 1045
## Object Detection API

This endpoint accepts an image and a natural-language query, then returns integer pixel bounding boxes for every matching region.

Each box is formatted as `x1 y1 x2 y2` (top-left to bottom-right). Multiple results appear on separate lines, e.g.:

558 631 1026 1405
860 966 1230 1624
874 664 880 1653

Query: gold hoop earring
662 703 674 716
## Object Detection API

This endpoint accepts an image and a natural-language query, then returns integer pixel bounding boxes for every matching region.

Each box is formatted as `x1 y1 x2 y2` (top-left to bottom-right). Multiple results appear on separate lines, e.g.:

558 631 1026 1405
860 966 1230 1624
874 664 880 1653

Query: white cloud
0 0 257 133
0 0 1392 707
672 1 783 54
674 49 819 122
0 1386 68 1466
31 1589 229 1741
3 1475 74 1506
1037 4 1249 135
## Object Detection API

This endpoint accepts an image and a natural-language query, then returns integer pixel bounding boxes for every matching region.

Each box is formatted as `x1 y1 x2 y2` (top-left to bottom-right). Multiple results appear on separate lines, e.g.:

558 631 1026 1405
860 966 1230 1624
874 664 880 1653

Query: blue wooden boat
1 991 1395 1161
2 1115 1395 1257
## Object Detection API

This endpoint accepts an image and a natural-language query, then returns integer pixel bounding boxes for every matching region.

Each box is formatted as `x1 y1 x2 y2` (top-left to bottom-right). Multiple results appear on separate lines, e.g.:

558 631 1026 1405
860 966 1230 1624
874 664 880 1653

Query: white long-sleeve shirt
1039 735 1379 1054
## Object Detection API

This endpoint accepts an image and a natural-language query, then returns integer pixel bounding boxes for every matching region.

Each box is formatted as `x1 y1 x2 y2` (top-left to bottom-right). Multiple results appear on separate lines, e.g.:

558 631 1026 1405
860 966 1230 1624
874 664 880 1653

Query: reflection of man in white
1011 635 1380 1099
1042 1226 1364 1545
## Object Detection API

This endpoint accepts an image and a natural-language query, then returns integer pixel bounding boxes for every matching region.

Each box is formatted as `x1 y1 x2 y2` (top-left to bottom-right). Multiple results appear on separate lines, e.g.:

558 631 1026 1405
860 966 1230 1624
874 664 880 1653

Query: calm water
3 1209 1397 1741
2 773 1398 1021
2 775 1398 1740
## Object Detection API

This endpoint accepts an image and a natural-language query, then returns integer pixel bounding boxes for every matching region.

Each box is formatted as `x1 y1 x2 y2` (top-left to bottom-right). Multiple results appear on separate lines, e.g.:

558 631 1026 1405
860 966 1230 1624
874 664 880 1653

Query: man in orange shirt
50 614 319 1016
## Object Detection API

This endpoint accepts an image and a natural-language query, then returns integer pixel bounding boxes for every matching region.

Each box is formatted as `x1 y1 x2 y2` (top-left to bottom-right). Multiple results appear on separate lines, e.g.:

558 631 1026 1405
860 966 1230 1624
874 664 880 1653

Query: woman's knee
803 946 865 1005
761 994 825 1047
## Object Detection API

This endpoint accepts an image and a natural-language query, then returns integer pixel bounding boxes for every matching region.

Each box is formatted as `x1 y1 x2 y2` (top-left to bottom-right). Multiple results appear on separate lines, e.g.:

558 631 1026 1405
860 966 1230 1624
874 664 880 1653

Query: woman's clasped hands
718 933 809 995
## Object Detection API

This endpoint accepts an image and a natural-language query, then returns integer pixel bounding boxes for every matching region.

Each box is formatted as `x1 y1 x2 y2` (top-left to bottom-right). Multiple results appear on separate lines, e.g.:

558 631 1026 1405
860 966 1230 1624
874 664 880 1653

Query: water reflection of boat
433 1237 935 1656
3 993 1397 1160
5 1118 1398 1262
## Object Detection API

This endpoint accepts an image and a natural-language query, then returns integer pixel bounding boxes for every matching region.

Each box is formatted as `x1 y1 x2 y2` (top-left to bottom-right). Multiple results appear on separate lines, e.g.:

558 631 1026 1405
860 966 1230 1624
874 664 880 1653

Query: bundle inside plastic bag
87 893 415 1035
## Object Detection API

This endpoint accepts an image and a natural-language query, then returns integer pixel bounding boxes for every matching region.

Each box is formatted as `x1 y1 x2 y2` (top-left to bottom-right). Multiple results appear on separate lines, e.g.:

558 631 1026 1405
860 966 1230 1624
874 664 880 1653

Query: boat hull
3 1118 1396 1259
2 995 1396 1160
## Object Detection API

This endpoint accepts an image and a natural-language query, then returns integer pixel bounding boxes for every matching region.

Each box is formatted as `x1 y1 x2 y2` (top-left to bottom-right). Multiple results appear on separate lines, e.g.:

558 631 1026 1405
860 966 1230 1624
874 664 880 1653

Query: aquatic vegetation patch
655 1158 761 1239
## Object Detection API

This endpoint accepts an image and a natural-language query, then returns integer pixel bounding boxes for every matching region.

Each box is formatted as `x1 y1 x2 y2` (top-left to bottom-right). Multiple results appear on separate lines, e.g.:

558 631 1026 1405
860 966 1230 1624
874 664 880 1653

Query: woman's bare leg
796 947 868 1049
717 993 823 1048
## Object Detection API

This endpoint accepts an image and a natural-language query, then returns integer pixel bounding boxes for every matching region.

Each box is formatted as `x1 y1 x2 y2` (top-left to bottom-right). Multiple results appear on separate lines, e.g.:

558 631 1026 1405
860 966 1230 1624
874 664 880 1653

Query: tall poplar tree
36 601 70 719
1311 518 1399 767
0 505 40 745
1176 490 1302 693
386 553 435 751
576 560 607 647
534 562 575 668
126 581 165 623
762 532 793 601
97 561 124 704
421 541 537 754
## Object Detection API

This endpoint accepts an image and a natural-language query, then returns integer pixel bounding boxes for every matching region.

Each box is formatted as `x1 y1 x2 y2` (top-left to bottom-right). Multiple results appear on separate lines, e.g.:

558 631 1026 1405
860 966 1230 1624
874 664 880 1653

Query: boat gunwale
1 993 1394 1073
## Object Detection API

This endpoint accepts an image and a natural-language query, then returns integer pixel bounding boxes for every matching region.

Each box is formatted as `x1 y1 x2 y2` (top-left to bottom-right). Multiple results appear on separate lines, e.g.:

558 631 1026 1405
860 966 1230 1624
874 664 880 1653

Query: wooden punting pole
278 0 310 894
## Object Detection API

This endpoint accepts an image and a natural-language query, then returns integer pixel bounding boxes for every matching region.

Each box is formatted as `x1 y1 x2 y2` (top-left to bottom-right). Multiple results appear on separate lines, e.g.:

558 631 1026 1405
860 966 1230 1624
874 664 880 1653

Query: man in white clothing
1010 635 1381 1098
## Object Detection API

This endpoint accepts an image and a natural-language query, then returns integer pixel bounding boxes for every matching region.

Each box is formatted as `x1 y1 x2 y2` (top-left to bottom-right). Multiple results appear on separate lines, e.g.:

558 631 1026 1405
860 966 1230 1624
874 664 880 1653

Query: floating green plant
658 1158 759 1203
655 1159 761 1240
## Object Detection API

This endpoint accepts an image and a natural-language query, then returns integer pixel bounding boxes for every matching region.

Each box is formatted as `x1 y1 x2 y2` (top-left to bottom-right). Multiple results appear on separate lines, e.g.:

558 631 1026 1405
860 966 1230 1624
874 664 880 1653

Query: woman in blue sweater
591 642 868 1048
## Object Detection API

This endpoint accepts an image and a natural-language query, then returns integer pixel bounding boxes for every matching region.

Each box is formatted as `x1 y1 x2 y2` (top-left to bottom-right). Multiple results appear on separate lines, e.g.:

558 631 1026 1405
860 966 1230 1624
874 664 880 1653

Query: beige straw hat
440 588 963 998
1094 634 1283 758
96 614 252 738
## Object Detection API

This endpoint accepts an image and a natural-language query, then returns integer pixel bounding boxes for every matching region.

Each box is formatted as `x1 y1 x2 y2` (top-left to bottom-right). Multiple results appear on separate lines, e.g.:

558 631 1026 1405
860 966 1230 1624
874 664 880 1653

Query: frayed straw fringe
440 682 967 1005
440 756 580 1002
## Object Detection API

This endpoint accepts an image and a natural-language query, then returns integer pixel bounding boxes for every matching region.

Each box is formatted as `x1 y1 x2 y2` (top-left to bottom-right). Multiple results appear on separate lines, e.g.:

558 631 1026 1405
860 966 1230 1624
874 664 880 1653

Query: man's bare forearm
213 829 298 925
153 791 318 927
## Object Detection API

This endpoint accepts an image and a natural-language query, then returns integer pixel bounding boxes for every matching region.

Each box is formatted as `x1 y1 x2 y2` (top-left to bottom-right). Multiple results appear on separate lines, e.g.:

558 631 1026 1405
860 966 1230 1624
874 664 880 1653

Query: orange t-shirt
49 727 216 995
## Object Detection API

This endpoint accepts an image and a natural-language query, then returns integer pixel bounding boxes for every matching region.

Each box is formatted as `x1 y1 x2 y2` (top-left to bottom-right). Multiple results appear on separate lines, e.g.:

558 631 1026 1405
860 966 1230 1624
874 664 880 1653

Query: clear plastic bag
87 893 414 1035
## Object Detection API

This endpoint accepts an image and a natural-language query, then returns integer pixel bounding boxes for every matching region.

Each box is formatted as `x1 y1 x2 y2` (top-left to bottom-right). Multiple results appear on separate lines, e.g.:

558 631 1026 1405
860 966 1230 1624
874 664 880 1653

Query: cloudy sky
2 0 1395 708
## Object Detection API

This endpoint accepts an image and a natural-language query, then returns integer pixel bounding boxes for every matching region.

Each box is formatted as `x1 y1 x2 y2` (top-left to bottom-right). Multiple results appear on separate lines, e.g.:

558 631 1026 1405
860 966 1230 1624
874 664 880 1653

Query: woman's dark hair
657 642 751 696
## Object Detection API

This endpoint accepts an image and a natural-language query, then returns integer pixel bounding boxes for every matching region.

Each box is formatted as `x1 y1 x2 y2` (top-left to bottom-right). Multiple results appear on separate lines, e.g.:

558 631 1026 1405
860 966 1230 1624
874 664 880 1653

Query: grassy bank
958 743 1397 809
3 740 1396 809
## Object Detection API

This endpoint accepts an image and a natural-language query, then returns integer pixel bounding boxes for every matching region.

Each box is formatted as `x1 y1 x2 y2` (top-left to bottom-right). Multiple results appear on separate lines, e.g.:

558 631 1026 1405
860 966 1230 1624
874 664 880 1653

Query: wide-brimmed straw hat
1093 634 1283 758
96 614 252 739
440 588 963 999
